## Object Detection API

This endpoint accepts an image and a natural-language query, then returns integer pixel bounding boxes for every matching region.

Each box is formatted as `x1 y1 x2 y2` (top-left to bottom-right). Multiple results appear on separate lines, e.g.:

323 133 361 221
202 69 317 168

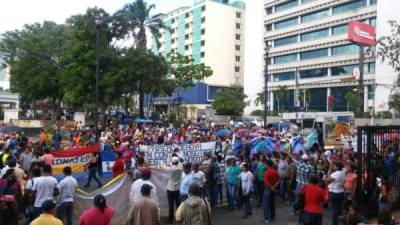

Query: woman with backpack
0 169 22 225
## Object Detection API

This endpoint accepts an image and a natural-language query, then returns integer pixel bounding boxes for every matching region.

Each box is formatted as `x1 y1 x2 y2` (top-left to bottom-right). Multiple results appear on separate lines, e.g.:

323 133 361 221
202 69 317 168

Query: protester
79 194 115 225
378 174 393 225
126 184 159 225
191 163 206 193
42 148 54 166
30 200 63 225
206 156 220 208
286 156 297 204
163 157 182 224
179 162 193 201
57 166 78 225
32 164 59 220
277 153 288 201
0 169 21 225
327 161 345 225
84 152 102 188
19 147 33 173
129 167 158 205
239 162 253 219
175 183 211 225
255 154 267 207
24 167 41 222
0 157 27 189
111 151 125 178
344 163 357 211
301 176 325 225
216 155 225 205
293 154 315 214
225 158 240 210
263 159 279 223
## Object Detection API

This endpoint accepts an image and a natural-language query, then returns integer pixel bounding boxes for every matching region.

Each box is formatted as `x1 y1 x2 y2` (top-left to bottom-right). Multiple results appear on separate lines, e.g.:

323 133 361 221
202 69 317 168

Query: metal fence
356 126 400 216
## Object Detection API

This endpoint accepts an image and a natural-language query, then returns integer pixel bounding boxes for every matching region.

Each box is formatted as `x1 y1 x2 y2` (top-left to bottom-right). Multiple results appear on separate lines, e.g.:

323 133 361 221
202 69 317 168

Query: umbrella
216 129 231 137
1 125 23 133
235 128 249 137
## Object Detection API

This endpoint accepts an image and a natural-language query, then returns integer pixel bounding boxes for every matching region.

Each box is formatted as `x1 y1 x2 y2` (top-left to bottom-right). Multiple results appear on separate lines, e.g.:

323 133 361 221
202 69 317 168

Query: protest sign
140 142 216 166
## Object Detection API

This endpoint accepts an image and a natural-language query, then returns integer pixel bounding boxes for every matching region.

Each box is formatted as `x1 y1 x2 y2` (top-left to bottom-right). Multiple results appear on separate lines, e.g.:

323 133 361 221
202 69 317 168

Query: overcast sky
0 0 196 34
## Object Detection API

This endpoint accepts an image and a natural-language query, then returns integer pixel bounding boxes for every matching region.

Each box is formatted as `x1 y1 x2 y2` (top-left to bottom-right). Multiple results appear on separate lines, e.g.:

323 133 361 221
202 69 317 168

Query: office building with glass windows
149 0 245 115
262 0 378 112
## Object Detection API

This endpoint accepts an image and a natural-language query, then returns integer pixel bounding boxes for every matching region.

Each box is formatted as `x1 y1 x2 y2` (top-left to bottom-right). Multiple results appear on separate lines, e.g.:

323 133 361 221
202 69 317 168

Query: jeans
85 167 102 187
180 194 188 202
209 185 218 207
167 190 181 223
329 192 344 225
57 202 73 225
257 180 265 204
263 187 276 220
227 183 237 209
217 183 223 204
242 194 252 215
31 207 42 220
280 178 287 201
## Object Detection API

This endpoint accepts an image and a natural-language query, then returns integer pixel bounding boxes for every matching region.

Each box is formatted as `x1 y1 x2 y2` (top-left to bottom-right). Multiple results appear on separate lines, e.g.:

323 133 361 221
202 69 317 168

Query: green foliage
389 92 400 117
251 110 263 116
212 85 247 116
299 89 311 108
254 92 265 107
345 91 362 114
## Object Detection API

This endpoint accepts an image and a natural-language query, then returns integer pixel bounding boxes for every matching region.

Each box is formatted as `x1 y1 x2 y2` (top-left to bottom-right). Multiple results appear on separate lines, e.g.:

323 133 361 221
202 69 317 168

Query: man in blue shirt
180 162 193 201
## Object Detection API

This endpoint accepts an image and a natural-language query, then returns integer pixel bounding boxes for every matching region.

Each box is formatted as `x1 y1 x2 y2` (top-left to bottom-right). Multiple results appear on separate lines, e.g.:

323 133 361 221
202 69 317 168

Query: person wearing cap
175 183 211 225
129 167 158 205
30 200 63 225
162 156 182 224
79 194 115 225
126 184 159 225
180 162 193 201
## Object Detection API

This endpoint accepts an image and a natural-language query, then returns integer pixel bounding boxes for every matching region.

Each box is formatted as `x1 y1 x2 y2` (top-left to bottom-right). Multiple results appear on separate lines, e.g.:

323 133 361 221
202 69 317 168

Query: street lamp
263 41 272 129
95 17 101 129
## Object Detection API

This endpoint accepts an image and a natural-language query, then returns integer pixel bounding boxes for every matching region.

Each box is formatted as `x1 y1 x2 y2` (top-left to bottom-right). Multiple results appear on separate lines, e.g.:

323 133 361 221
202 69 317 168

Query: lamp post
263 41 272 129
95 17 101 129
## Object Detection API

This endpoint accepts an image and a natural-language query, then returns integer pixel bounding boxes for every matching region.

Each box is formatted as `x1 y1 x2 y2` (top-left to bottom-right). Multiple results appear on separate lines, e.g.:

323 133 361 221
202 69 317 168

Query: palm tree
112 0 164 117
254 92 265 106
189 105 197 119
275 85 289 112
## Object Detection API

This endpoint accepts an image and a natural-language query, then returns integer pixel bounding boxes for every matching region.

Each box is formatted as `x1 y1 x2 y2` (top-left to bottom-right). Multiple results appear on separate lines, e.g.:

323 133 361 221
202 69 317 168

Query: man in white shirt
191 163 206 189
327 162 345 225
56 166 78 225
239 163 253 218
32 164 59 220
163 157 182 224
129 167 158 205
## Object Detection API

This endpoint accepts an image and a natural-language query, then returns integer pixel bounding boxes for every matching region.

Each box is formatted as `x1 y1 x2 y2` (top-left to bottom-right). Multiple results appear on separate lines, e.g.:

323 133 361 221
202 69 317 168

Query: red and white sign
348 20 376 46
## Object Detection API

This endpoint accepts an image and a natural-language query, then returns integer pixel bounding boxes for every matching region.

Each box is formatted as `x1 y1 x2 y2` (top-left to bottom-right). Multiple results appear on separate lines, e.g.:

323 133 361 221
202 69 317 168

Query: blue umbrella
216 129 231 137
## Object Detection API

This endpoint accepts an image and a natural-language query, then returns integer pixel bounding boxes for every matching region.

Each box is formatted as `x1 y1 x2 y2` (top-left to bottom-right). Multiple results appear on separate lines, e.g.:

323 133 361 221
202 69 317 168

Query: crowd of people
0 120 398 225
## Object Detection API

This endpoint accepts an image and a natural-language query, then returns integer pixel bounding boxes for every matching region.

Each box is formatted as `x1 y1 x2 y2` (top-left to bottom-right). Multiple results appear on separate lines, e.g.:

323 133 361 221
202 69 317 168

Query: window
273 72 295 81
201 40 205 46
368 85 375 99
201 5 206 11
185 12 190 18
299 68 327 79
171 39 175 44
301 29 329 41
201 29 205 35
235 66 240 72
301 9 329 23
331 64 358 76
185 34 189 40
201 17 205 23
368 62 375 73
371 0 377 4
275 17 298 29
332 24 348 35
236 23 241 29
275 0 298 12
235 45 240 51
266 7 273 15
185 45 189 51
333 0 366 15
265 24 272 32
300 48 328 60
185 23 189 29
274 54 297 64
235 56 240 62
332 44 360 55
201 52 205 58
302 0 316 3
171 18 176 24
235 34 241 40
274 35 297 46
236 12 241 18
171 29 176 34
369 17 376 27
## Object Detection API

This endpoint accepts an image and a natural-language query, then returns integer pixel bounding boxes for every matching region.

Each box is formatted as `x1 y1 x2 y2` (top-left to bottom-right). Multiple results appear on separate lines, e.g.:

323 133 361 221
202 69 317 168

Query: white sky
0 0 195 34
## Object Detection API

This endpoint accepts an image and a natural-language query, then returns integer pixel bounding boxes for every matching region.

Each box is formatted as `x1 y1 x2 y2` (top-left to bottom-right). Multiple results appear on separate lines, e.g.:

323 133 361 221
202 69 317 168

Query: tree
254 92 265 107
189 105 197 119
378 20 400 117
345 91 362 114
275 85 289 112
212 85 247 116
112 0 165 117
299 89 311 110
0 21 68 118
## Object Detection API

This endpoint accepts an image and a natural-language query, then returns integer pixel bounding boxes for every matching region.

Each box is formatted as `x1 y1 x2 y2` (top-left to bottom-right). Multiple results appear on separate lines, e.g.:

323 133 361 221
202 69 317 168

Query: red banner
51 144 100 157
348 20 376 46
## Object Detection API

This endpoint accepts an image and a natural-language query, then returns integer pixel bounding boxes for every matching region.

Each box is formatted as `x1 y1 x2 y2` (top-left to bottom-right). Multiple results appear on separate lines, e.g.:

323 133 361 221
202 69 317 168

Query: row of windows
273 44 361 64
271 63 375 81
169 6 206 24
161 40 205 50
271 17 375 47
266 0 375 15
269 0 372 31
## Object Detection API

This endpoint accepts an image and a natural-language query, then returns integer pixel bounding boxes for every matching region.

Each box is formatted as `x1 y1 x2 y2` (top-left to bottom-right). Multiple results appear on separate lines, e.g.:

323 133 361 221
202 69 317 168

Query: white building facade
150 0 245 113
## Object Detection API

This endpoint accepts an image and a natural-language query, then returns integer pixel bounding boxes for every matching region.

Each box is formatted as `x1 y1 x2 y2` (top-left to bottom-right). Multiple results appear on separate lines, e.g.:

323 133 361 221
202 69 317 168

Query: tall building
261 0 379 113
149 0 245 115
